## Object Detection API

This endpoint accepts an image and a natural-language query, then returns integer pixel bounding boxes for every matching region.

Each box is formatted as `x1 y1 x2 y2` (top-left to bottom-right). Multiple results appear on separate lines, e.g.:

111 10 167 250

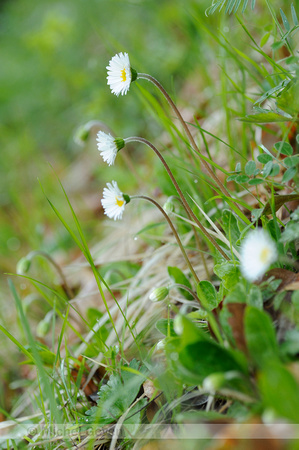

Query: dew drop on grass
134 236 138 241
194 179 198 183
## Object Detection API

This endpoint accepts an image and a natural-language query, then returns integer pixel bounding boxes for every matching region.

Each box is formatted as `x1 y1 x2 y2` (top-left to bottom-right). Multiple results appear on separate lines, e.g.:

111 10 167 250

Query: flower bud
16 257 31 275
203 373 226 391
163 198 175 213
36 319 51 338
149 287 169 302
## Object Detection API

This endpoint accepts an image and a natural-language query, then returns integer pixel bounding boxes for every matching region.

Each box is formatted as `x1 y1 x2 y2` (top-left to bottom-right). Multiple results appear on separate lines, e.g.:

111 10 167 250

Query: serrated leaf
245 307 279 367
197 280 218 311
257 154 273 164
282 166 297 183
168 266 193 300
274 141 293 156
91 359 147 424
245 160 256 176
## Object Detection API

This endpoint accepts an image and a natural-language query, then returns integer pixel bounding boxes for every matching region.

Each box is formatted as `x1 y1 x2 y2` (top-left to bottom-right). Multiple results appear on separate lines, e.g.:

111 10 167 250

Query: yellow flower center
260 247 270 263
121 68 127 82
115 196 124 207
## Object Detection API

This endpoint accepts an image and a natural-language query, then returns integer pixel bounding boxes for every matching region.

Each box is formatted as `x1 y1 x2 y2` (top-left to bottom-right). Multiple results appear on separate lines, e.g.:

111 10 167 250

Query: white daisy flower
101 181 129 220
106 52 136 96
96 131 125 166
240 228 278 282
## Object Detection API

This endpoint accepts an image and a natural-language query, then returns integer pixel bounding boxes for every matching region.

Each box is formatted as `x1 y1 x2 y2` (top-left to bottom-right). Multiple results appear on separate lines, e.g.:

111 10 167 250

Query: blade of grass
8 279 62 423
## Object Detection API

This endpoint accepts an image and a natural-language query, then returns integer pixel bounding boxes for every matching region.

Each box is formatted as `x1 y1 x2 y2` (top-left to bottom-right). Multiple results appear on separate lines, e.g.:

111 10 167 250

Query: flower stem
126 136 229 260
131 195 200 283
168 195 211 279
137 73 243 214
27 250 74 299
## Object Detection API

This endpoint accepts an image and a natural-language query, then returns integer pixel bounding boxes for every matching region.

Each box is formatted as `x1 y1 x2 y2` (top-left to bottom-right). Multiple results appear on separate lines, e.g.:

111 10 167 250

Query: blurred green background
0 0 215 267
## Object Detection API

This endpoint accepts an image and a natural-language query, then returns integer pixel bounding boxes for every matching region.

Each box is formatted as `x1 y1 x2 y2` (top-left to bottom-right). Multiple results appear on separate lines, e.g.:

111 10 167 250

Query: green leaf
292 290 299 310
239 111 292 123
90 359 147 424
178 341 246 384
291 3 299 26
274 141 293 156
156 319 176 337
226 174 239 182
259 363 299 423
197 281 218 311
280 330 299 356
276 76 299 116
271 41 284 51
257 154 273 164
260 32 270 48
214 262 240 290
248 178 264 186
282 166 297 183
261 160 273 178
269 164 280 177
280 221 299 243
245 160 256 176
283 155 299 168
224 282 246 304
236 174 250 184
245 307 279 367
168 266 193 300
174 315 210 346
247 285 263 309
235 162 241 172
280 8 291 32
222 210 241 248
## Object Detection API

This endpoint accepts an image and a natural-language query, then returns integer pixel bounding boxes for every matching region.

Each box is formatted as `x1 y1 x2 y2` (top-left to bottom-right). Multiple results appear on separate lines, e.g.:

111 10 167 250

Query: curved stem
131 195 200 283
137 73 243 213
168 195 211 279
126 137 229 260
28 251 74 299
171 283 201 305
